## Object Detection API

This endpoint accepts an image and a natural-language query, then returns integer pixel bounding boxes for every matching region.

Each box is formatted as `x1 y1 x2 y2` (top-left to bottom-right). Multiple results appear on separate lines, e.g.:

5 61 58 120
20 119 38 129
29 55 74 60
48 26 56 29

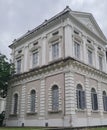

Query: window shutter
52 86 59 111
31 90 36 112
13 94 18 114
81 91 86 109
103 96 106 111
105 96 107 111
91 93 94 110
76 90 79 108
94 93 98 110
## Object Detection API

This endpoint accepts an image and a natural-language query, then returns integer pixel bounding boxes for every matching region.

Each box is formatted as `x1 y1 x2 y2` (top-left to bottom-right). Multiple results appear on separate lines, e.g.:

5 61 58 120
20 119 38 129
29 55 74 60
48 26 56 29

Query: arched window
76 84 86 109
91 88 98 110
13 93 18 114
103 91 107 111
31 90 36 112
52 85 59 111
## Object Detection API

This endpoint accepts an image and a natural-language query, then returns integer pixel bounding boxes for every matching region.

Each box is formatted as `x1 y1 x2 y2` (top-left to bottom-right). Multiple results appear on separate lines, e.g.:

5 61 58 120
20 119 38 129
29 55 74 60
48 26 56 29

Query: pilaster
83 35 87 64
39 79 46 119
64 18 73 57
24 45 29 72
103 50 107 73
42 36 47 65
85 77 91 116
97 82 103 116
95 45 99 69
5 86 12 118
20 84 26 120
65 71 75 115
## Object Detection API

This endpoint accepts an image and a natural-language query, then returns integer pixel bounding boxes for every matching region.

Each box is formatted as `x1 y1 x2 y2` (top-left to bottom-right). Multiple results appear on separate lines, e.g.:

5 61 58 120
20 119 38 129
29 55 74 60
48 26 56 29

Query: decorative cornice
9 7 71 48
10 57 107 85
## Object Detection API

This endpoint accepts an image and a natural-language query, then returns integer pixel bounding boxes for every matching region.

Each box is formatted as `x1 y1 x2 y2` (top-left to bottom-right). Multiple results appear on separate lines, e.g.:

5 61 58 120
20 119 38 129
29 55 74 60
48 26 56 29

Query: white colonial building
0 97 6 113
6 7 107 128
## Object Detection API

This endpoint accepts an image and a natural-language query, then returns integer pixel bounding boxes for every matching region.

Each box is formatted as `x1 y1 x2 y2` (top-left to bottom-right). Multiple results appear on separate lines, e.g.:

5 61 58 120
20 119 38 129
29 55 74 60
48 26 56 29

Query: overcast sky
0 0 107 59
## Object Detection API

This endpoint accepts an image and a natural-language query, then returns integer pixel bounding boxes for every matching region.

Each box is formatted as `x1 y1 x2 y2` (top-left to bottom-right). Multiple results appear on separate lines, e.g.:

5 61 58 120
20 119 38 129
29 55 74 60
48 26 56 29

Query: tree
0 53 14 98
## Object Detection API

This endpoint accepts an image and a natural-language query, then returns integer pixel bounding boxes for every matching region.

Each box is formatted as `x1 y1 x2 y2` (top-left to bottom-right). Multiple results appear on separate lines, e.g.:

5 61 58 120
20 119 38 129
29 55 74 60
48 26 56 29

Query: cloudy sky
0 0 107 58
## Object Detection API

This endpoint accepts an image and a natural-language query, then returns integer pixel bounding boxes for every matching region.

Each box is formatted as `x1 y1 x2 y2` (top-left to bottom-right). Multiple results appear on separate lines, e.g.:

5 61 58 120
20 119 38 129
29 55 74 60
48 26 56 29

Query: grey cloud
0 0 107 58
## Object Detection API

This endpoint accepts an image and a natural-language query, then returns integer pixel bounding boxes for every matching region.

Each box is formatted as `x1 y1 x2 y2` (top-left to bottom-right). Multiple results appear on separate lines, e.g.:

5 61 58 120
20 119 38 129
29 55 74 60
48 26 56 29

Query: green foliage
0 111 5 126
0 53 14 98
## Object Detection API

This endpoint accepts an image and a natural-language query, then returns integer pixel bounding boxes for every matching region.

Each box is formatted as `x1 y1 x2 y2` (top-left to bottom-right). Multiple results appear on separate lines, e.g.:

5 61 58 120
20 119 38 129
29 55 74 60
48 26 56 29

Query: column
39 79 46 119
42 36 47 66
64 18 73 57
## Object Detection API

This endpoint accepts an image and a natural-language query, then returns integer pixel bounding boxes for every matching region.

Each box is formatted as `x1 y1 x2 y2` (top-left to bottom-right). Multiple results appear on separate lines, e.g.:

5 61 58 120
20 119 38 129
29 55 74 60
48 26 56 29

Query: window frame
52 85 59 111
76 84 86 110
91 88 98 111
32 50 39 67
74 40 81 59
16 58 21 74
30 90 36 113
88 49 93 65
99 55 103 71
48 35 62 62
13 93 18 115
103 91 107 111
51 42 59 60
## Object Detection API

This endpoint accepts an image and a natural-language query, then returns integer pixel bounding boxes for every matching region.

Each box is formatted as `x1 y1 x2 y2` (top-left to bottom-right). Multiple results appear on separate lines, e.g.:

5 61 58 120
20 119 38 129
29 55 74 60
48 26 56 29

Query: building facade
6 7 107 128
0 97 6 113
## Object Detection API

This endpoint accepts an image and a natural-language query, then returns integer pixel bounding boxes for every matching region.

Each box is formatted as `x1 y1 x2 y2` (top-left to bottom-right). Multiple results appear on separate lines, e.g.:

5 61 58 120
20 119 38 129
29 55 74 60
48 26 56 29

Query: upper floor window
52 42 59 60
88 50 93 65
52 85 59 111
13 93 18 114
32 51 39 67
99 56 103 71
76 84 86 109
30 90 36 113
17 59 21 73
74 41 80 59
91 88 98 110
103 91 107 111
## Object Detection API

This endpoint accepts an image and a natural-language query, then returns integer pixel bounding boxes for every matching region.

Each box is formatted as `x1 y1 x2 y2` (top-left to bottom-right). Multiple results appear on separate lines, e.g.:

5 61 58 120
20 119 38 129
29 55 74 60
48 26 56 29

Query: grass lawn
0 128 107 130
0 128 45 130
91 128 107 130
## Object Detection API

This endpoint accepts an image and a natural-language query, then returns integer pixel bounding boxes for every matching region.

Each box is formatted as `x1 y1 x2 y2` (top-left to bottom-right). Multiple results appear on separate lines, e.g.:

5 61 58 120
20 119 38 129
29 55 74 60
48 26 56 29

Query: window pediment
30 45 41 52
73 34 83 44
97 49 104 56
86 43 94 50
48 35 62 43
15 53 23 59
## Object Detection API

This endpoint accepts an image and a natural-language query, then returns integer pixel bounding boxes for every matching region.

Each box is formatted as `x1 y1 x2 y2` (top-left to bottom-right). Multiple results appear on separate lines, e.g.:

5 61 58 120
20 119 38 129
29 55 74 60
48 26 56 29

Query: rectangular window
32 51 38 67
74 41 80 59
52 42 59 60
99 56 103 70
88 50 93 65
17 59 21 73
